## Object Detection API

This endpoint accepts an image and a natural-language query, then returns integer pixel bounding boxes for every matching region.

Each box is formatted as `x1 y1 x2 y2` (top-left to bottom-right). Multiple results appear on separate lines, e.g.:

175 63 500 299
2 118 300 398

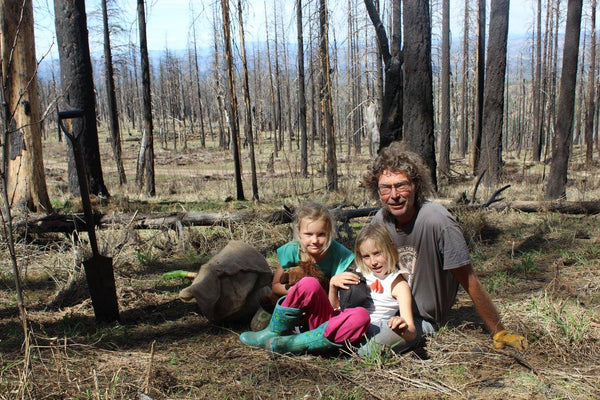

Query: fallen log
13 200 599 235
484 200 600 214
15 207 380 235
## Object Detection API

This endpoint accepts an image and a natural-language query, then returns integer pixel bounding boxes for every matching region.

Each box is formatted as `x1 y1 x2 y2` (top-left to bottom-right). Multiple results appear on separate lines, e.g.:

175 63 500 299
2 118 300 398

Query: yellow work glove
493 330 528 350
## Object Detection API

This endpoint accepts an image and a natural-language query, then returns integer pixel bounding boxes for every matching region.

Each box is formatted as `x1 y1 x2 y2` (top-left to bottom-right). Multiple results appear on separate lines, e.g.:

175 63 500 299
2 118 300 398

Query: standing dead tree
101 0 126 185
319 0 338 191
297 0 309 177
0 0 52 212
364 0 403 148
0 0 39 351
402 0 437 189
546 0 583 199
135 0 155 196
237 0 259 201
479 0 510 187
472 0 485 174
584 0 597 166
221 0 245 201
54 0 110 198
438 0 451 175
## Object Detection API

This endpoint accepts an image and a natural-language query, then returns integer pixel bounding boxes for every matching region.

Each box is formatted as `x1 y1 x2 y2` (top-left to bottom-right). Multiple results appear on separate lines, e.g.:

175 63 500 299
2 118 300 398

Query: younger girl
351 223 417 356
241 202 369 353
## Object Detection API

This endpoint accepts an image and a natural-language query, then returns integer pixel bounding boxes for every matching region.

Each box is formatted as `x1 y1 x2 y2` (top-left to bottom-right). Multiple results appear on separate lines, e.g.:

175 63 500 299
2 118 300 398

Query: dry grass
0 131 599 399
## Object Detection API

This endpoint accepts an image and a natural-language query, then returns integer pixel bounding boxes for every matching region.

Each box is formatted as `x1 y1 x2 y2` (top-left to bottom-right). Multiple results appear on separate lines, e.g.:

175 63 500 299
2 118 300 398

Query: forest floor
0 130 599 399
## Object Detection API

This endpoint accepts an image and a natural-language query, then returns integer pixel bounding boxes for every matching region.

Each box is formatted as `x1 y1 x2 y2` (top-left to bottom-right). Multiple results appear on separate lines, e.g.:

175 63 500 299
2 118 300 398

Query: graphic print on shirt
397 246 416 286
370 279 383 293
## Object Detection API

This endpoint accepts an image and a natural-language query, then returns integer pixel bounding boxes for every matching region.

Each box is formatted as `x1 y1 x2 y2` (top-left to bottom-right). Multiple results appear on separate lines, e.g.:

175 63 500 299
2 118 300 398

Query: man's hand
493 330 528 350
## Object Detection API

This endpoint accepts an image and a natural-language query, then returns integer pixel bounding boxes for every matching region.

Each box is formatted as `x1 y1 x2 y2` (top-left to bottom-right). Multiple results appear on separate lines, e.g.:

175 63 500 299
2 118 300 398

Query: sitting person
349 224 417 356
250 201 361 331
361 141 527 351
241 201 369 353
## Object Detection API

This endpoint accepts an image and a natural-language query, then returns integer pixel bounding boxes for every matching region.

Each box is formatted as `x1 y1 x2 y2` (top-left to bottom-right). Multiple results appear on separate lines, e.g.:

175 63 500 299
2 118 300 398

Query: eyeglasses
378 181 412 196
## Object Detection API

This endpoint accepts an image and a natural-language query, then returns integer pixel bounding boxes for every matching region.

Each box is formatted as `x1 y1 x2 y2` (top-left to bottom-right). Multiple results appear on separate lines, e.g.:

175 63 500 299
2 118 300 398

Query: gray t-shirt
371 201 470 326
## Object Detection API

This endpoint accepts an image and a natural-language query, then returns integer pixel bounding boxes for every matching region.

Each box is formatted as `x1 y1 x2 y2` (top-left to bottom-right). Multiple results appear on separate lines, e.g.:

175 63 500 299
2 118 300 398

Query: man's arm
451 263 504 335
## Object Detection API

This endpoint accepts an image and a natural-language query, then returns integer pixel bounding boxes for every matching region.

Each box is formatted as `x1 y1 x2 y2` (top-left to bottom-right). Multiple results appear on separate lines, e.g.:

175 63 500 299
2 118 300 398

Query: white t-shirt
363 268 409 323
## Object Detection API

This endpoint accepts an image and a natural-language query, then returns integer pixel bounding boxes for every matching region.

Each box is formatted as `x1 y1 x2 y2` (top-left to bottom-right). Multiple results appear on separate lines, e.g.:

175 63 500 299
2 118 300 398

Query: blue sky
34 0 538 60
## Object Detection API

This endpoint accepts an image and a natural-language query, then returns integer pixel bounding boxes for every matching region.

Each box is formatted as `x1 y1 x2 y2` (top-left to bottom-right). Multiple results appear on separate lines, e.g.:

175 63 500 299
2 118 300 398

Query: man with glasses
361 141 527 352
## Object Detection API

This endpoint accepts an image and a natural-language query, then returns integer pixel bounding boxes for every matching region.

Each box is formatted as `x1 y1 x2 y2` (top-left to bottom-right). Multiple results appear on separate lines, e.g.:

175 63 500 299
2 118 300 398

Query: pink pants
281 277 370 344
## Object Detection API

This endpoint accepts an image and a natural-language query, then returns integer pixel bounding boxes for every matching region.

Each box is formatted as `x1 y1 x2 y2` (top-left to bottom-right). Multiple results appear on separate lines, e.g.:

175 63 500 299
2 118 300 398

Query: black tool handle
58 109 99 256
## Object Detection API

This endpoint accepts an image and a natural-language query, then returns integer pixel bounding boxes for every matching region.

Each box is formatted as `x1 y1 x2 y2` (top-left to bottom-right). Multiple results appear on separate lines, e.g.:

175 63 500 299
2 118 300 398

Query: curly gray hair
361 141 434 208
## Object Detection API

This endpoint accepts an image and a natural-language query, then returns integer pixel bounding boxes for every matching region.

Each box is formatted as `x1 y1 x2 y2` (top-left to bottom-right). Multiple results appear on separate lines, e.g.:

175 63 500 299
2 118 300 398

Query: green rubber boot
240 296 302 347
265 322 342 354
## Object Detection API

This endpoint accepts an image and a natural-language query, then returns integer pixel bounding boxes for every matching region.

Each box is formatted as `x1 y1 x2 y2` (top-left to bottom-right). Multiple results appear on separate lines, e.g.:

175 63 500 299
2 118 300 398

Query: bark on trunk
1 0 52 212
479 0 510 186
402 0 437 189
545 0 583 199
136 0 155 196
54 0 109 198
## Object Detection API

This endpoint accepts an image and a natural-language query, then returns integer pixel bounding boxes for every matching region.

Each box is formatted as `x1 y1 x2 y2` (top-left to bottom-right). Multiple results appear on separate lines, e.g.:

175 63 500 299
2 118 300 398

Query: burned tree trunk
297 0 309 177
319 0 338 191
479 0 510 186
364 0 403 148
136 0 155 196
54 0 109 198
402 0 437 189
439 0 451 175
546 0 583 199
221 0 245 201
101 0 126 186
237 0 258 201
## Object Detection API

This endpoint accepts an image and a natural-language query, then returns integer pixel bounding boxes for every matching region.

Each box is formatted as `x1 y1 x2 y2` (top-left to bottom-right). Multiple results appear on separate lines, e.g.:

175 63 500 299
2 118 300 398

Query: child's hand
388 316 417 342
330 272 361 290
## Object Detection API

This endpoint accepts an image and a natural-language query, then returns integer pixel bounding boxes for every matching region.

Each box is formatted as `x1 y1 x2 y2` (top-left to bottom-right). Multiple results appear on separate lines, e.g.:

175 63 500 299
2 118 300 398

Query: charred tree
546 0 583 199
319 0 338 191
472 0 485 174
459 0 471 158
221 0 245 201
237 0 258 201
403 0 437 189
532 0 544 161
439 0 451 175
190 4 207 148
54 0 109 198
101 0 126 185
584 0 597 165
479 0 510 186
136 0 155 196
364 0 403 148
297 0 309 177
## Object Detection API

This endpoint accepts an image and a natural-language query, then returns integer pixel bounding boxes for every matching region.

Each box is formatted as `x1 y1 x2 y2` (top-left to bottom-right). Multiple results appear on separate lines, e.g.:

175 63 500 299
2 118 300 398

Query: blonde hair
292 202 336 261
354 224 398 276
